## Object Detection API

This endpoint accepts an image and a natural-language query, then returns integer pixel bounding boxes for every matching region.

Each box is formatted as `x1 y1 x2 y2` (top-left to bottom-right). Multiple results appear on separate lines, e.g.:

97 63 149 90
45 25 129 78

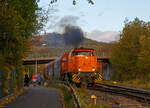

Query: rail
88 83 150 104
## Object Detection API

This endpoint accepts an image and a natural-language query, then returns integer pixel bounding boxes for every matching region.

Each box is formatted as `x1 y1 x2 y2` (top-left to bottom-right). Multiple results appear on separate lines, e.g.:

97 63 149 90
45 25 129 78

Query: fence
0 68 24 99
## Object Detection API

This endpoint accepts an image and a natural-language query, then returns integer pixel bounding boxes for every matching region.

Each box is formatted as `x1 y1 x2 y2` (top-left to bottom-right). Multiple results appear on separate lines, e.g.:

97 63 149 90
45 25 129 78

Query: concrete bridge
23 57 57 65
23 57 110 65
97 57 113 80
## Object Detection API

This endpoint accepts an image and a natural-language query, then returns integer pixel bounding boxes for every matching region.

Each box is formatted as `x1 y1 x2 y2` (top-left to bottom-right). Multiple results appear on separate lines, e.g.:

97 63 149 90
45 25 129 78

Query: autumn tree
0 0 45 68
110 18 150 81
137 35 150 80
0 0 48 96
50 0 94 5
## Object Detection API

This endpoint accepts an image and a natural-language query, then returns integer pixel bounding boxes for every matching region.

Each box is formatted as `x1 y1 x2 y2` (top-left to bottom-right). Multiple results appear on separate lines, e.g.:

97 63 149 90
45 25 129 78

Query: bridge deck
23 57 109 65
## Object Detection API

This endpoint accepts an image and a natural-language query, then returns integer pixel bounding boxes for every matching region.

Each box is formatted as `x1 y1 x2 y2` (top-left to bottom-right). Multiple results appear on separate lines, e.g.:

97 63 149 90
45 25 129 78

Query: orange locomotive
44 47 102 86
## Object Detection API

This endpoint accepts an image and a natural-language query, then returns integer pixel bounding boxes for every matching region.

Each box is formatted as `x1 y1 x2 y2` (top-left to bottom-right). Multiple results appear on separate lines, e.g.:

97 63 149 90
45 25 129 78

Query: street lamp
35 58 37 74
42 43 46 46
35 43 47 74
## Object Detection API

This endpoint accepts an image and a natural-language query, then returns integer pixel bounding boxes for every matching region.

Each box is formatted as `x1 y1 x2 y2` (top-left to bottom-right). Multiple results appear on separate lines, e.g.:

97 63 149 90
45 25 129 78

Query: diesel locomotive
44 47 102 86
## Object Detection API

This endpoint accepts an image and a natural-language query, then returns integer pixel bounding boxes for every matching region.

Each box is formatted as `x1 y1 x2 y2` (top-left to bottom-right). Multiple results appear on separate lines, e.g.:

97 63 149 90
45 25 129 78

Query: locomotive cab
68 48 97 73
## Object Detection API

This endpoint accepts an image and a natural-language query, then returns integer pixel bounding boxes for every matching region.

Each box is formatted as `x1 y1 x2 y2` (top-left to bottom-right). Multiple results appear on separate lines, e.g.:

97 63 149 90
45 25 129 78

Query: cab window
91 52 95 56
72 51 92 56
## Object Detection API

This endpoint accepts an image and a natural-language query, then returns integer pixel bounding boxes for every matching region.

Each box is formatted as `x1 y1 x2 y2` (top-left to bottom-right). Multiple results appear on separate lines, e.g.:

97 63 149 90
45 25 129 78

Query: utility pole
35 57 38 74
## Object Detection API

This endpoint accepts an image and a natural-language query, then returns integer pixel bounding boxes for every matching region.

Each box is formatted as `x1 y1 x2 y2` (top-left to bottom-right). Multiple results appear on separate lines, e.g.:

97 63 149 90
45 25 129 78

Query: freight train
44 47 102 86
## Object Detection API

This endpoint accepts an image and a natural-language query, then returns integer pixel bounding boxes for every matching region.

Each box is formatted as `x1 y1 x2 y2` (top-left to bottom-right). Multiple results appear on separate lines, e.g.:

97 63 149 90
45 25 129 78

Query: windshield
72 51 94 56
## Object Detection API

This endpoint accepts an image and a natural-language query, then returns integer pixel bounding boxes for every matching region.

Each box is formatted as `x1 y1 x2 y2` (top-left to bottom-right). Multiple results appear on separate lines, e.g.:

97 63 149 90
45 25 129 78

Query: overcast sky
39 0 150 42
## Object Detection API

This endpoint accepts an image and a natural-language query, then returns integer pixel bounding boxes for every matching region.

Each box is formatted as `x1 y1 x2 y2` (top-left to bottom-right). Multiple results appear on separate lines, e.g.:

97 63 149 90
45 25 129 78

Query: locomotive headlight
92 67 95 71
78 66 81 71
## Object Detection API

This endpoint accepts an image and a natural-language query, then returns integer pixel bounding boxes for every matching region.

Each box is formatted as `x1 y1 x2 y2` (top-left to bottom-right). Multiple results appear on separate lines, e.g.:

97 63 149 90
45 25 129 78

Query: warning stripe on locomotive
94 74 102 82
72 74 80 83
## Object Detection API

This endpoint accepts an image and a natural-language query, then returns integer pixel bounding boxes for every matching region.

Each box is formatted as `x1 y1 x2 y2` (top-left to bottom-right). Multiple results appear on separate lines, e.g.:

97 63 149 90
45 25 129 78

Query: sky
38 0 150 42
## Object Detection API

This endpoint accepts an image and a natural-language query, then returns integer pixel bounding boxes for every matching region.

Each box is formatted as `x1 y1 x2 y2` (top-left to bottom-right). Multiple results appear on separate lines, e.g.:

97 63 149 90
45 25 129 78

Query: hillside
27 33 115 58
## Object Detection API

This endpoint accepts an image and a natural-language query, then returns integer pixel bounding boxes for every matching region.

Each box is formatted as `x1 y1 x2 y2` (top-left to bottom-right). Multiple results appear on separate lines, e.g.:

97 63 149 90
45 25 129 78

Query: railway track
88 83 150 104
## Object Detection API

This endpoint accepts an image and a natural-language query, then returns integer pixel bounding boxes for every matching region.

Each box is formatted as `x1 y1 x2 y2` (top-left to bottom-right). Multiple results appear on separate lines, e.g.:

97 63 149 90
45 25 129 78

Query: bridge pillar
102 63 113 80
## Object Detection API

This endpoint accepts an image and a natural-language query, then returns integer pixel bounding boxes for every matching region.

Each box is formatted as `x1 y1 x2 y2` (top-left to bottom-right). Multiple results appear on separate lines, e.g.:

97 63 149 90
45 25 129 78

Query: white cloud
86 30 120 42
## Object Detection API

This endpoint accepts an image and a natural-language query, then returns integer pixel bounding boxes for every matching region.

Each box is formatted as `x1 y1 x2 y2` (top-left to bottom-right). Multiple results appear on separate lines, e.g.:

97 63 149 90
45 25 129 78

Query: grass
48 84 75 108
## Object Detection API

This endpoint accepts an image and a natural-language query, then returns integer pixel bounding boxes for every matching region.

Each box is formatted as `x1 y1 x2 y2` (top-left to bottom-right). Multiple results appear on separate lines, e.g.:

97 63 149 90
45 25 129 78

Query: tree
0 0 45 67
110 18 150 81
0 0 47 96
137 35 150 80
50 0 94 5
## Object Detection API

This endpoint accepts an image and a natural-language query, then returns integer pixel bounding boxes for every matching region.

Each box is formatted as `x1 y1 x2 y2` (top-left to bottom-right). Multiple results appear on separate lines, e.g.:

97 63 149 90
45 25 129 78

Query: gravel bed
79 87 149 108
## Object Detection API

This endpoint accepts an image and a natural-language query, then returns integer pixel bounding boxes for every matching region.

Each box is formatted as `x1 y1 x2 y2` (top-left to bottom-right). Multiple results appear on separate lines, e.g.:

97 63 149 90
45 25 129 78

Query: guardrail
47 81 81 108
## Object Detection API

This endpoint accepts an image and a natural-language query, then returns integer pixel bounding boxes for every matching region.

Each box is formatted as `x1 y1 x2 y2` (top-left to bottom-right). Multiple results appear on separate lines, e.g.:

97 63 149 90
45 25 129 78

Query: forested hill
28 33 114 58
44 33 103 48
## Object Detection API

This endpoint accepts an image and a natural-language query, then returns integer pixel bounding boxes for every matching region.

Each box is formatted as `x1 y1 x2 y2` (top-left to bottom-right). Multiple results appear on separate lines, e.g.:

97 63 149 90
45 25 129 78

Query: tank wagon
44 47 103 86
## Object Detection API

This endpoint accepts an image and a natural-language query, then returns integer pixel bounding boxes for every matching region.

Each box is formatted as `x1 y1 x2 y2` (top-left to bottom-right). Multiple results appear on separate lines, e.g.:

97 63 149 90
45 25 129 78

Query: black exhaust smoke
62 25 84 48
46 16 85 48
